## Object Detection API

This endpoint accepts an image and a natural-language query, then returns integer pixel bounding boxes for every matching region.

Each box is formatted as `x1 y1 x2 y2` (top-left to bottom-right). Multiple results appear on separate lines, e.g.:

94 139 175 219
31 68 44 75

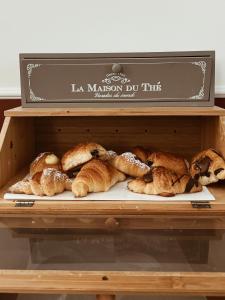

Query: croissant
8 178 32 195
146 151 189 175
132 146 150 163
190 148 225 185
30 152 61 176
9 168 72 197
61 142 108 172
128 166 202 197
72 159 126 197
105 150 117 160
110 152 150 178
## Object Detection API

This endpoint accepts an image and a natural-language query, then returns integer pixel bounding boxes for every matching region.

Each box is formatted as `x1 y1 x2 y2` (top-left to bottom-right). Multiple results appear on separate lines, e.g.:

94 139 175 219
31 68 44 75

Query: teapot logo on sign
71 72 162 99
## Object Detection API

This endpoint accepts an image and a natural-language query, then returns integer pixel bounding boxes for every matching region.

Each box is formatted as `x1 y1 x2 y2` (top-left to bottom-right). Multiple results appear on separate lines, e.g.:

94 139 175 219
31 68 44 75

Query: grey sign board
20 51 215 107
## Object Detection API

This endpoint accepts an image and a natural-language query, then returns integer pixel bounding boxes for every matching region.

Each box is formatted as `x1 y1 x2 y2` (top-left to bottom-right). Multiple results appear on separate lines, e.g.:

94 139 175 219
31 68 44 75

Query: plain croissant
72 159 126 197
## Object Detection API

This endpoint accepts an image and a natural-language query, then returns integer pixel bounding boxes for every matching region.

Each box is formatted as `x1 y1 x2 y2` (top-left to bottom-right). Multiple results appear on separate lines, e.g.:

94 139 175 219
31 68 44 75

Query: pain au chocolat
131 146 150 163
190 148 225 185
61 142 108 172
146 151 189 175
128 166 202 197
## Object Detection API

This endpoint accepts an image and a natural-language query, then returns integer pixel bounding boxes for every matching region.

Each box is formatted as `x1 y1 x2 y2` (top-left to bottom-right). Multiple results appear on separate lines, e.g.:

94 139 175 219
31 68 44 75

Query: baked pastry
146 151 189 175
132 146 149 163
190 148 225 185
9 168 72 197
72 159 126 197
8 178 32 195
30 168 72 196
110 152 150 178
30 152 61 176
66 150 117 178
106 150 117 160
128 166 202 197
66 165 83 179
61 143 108 172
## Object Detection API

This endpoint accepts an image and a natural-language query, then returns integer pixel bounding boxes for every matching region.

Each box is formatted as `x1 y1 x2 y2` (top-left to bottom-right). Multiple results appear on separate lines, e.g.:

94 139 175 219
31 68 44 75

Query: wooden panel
0 270 225 296
35 116 201 158
0 117 34 188
1 216 225 230
4 106 225 117
201 116 225 158
0 196 225 217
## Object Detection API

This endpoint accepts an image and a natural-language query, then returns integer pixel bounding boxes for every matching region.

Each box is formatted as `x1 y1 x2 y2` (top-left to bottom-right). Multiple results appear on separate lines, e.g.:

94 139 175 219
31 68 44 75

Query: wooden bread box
0 52 225 299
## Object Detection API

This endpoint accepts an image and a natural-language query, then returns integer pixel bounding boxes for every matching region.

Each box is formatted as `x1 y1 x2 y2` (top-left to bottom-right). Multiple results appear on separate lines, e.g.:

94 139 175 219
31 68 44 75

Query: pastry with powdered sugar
110 152 150 178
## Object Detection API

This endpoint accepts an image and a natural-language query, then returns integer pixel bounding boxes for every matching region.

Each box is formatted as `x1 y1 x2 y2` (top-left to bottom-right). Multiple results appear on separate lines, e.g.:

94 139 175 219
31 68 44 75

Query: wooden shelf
0 169 225 218
4 106 225 117
0 196 225 217
0 270 225 296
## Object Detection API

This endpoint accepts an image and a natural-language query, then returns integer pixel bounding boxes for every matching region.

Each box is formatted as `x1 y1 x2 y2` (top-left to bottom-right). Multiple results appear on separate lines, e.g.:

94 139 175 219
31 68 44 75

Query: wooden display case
0 106 225 299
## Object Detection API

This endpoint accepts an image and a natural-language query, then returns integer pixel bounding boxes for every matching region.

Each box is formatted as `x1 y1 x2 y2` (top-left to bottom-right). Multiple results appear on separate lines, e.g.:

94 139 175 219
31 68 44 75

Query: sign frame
20 51 215 107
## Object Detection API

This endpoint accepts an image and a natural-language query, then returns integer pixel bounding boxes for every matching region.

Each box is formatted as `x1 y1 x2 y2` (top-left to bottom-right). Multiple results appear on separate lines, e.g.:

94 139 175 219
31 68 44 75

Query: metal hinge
191 201 211 209
15 200 35 207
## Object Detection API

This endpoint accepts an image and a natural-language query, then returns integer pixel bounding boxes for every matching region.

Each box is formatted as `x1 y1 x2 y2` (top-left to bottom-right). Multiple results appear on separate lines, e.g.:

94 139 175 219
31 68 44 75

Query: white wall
0 0 225 98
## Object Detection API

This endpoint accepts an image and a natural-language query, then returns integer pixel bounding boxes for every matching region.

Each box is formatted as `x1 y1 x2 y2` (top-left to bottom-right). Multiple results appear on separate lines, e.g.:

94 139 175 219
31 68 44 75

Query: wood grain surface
0 270 225 296
0 117 34 189
34 115 201 158
4 105 225 117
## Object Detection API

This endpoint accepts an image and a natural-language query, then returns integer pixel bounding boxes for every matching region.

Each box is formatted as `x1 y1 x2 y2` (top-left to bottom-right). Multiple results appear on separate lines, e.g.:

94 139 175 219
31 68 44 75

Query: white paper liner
4 179 215 202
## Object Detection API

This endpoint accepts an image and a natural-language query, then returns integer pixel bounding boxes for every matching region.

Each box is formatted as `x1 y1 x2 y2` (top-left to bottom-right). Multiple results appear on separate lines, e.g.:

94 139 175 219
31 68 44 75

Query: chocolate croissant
132 146 150 163
72 159 126 197
146 151 189 175
61 142 108 172
128 166 202 197
190 148 225 185
9 168 72 197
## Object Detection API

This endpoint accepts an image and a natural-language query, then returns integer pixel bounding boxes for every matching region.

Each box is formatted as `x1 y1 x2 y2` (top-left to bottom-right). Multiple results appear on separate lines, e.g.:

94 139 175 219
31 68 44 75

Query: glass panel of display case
0 225 224 272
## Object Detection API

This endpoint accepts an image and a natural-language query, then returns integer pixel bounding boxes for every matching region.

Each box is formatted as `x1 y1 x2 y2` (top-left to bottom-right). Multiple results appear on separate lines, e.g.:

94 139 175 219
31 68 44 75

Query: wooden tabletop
4 106 225 117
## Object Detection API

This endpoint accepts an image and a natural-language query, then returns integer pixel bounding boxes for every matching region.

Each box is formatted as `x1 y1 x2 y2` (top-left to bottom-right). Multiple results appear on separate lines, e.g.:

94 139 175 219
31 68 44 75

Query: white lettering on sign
71 84 84 93
87 84 123 93
141 82 162 92
70 73 162 99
